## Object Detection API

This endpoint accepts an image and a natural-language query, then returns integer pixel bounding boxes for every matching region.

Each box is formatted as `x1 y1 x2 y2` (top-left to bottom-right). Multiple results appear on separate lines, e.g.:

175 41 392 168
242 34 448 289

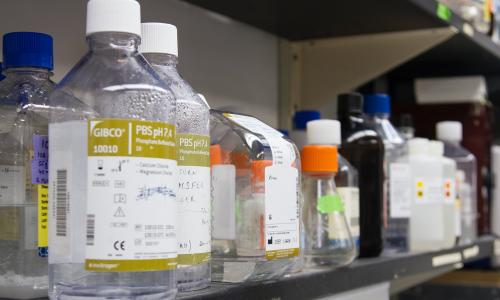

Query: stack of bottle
0 0 481 299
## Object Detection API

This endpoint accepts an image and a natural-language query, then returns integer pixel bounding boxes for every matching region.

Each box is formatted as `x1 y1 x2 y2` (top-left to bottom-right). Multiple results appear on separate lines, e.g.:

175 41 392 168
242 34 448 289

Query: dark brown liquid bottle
337 93 384 258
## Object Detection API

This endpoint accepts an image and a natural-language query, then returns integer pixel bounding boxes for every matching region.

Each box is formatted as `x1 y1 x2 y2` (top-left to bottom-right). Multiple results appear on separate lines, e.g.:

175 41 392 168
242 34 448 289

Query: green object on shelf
436 3 452 22
317 194 344 213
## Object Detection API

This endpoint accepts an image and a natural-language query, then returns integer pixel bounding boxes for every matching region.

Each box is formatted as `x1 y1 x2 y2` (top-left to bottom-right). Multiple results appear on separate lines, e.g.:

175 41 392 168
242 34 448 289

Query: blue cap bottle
3 32 53 70
293 110 321 129
363 94 391 114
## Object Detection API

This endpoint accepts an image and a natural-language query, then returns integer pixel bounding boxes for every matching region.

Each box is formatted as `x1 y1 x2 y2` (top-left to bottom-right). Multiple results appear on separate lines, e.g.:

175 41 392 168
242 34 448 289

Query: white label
86 156 177 263
0 165 25 205
337 187 360 239
212 165 236 240
443 178 456 204
226 114 295 166
49 121 87 264
177 166 211 256
264 166 299 252
414 178 442 204
389 163 411 217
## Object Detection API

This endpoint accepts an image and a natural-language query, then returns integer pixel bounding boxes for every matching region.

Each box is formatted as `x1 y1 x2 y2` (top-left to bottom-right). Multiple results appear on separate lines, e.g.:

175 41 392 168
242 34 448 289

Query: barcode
86 214 95 246
55 169 68 237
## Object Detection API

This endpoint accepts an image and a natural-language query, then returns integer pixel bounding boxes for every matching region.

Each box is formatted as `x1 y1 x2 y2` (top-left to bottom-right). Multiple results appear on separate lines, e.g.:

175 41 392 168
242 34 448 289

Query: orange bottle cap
301 145 338 172
251 160 273 184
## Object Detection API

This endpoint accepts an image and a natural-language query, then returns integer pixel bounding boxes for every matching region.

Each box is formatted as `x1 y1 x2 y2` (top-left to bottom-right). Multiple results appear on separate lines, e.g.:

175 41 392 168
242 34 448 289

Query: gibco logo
90 121 125 138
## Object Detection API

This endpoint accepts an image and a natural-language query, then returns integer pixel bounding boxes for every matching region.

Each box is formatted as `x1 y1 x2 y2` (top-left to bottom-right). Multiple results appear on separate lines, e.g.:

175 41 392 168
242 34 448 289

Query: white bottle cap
428 140 444 157
86 0 141 37
408 138 429 156
306 119 341 145
140 23 178 57
436 121 463 142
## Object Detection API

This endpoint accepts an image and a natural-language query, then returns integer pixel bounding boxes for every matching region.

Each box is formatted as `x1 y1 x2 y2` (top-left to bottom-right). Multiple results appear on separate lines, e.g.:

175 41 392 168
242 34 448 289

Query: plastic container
363 94 407 253
409 139 455 252
210 110 302 282
47 1 177 299
0 31 55 299
307 120 360 252
437 121 478 244
289 110 320 150
337 93 384 258
302 120 356 267
398 114 415 141
141 22 211 292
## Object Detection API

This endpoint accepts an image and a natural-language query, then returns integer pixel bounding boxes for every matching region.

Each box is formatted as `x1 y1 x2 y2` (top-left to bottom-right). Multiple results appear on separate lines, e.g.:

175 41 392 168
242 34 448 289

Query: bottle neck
4 67 52 80
87 32 140 54
143 53 178 68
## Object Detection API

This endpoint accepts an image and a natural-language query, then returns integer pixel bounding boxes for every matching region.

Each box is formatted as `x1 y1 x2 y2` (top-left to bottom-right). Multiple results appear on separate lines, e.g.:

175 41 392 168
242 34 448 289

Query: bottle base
50 284 176 300
177 263 210 292
211 257 298 283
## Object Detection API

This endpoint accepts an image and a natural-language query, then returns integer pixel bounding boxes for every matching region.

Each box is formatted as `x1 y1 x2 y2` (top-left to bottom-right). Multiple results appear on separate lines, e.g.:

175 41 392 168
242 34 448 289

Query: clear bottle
309 120 360 253
363 94 406 253
210 110 302 282
302 120 355 267
437 121 478 244
0 31 55 299
141 23 211 292
397 114 415 141
47 1 177 299
337 93 384 258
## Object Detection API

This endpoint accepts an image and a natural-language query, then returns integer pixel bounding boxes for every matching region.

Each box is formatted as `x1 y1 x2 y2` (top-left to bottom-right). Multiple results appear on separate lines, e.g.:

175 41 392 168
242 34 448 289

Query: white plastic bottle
48 0 177 299
409 139 453 252
141 23 211 292
436 121 478 244
428 141 456 248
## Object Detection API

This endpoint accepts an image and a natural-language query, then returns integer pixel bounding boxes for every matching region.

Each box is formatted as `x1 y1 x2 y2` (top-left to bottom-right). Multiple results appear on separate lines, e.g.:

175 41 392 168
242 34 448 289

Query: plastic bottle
289 110 320 149
408 139 454 252
363 94 406 252
336 93 384 258
398 114 415 141
47 1 177 299
436 121 478 244
302 120 356 267
307 120 360 252
210 110 302 282
0 31 55 299
141 22 210 292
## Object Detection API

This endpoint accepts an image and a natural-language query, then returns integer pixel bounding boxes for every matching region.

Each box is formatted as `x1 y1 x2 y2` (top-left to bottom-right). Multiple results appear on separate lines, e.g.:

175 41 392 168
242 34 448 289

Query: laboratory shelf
181 236 496 300
185 0 500 76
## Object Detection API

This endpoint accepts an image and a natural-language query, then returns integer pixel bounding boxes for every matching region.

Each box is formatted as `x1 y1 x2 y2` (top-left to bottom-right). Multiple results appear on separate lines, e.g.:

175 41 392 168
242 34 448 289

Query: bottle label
443 179 456 204
224 113 296 166
212 165 236 240
337 187 360 239
38 184 49 257
0 165 24 205
414 178 442 204
32 135 48 184
264 166 300 260
389 163 411 217
84 119 177 272
177 133 211 265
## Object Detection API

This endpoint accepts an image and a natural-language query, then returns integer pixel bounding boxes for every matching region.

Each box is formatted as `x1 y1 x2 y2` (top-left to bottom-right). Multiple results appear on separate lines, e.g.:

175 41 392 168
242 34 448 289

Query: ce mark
113 240 126 251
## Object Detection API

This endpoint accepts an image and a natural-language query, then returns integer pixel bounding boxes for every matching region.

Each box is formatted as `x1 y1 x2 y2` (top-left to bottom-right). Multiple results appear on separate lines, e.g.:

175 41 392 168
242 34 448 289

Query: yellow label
177 253 210 265
266 248 300 260
88 119 176 159
37 184 48 248
177 134 210 167
85 258 177 272
0 207 19 240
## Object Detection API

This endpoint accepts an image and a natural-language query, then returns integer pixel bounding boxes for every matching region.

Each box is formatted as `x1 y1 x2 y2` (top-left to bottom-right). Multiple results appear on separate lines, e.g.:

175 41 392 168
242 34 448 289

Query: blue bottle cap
363 94 391 114
3 32 53 70
0 63 5 81
293 110 321 130
278 129 289 136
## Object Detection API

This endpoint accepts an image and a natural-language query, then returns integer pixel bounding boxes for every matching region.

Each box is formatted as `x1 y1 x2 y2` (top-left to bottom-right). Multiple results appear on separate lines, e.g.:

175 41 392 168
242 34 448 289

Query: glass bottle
336 93 384 258
363 94 406 252
0 31 55 299
141 22 211 292
437 121 478 244
302 120 355 267
47 0 177 299
210 110 302 282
